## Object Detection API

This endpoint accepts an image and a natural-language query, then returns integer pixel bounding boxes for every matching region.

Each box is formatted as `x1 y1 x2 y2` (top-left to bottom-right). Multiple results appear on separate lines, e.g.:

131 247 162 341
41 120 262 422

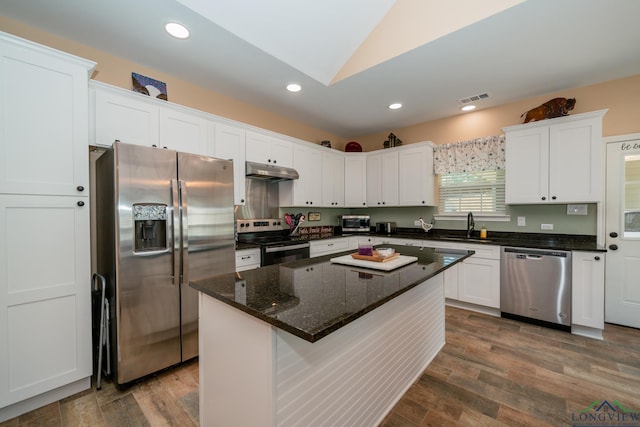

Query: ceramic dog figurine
521 97 576 123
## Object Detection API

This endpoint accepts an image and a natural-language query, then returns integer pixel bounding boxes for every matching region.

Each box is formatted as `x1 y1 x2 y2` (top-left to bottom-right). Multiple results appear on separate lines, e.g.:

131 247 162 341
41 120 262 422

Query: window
438 170 506 214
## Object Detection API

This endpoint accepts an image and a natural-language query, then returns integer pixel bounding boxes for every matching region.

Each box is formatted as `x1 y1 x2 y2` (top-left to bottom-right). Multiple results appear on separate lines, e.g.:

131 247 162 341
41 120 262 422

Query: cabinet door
398 145 435 206
458 258 500 308
0 39 92 197
270 138 293 167
286 145 321 206
443 264 459 300
321 151 345 207
94 88 160 148
366 153 383 206
572 251 605 329
214 123 246 205
0 195 91 406
505 127 549 204
368 151 398 206
245 132 293 167
245 131 273 165
549 118 602 203
344 155 367 207
160 107 211 156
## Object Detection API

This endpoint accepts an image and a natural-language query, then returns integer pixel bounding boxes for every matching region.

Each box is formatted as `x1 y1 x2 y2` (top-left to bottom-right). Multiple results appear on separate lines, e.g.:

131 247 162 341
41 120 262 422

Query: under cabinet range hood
245 161 299 182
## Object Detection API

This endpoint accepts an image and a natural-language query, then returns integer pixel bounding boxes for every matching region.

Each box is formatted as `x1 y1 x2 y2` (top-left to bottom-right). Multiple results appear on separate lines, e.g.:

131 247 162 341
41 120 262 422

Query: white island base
198 274 445 427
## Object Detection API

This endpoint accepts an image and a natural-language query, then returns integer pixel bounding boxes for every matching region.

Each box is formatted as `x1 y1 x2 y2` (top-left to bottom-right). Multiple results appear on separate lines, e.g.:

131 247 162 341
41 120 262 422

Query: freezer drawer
500 247 572 327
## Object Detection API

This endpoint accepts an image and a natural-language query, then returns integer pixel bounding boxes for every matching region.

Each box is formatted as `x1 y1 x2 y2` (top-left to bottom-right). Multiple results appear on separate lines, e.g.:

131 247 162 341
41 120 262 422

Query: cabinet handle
273 160 277 164
77 201 85 207
609 244 618 251
241 256 251 260
541 196 546 201
77 185 85 192
594 256 600 261
362 203 366 206
609 232 618 238
551 196 557 200
240 199 245 203
152 144 158 148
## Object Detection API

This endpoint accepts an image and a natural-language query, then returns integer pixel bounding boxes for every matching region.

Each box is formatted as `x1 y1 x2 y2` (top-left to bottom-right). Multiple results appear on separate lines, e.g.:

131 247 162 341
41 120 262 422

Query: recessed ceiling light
165 22 190 39
461 105 476 111
286 83 302 93
389 103 402 110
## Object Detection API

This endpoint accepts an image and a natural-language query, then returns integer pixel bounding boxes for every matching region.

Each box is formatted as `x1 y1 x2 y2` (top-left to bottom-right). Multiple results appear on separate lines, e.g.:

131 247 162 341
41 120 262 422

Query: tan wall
353 74 640 151
2 16 638 153
0 17 344 147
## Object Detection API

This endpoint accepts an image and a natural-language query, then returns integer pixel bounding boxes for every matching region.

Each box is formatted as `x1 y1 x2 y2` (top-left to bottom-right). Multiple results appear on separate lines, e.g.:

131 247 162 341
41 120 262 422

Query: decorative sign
308 212 321 221
132 72 168 100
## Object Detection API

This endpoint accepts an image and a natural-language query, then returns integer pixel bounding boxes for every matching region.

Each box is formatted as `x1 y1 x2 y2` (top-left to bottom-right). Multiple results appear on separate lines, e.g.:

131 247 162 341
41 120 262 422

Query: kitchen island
191 245 473 427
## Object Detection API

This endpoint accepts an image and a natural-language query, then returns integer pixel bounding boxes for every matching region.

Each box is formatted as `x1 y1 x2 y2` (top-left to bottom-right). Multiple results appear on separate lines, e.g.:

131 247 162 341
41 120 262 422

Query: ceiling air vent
459 92 490 105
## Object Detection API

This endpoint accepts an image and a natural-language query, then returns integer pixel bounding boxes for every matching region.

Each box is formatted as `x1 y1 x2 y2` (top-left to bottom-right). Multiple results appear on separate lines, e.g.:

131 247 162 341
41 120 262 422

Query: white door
605 136 640 328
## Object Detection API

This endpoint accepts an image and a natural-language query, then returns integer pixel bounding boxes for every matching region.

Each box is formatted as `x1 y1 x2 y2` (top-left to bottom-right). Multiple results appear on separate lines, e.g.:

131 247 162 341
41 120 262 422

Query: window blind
438 170 506 213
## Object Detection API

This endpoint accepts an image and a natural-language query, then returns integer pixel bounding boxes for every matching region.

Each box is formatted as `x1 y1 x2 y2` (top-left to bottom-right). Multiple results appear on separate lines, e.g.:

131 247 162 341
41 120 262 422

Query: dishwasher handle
504 247 570 258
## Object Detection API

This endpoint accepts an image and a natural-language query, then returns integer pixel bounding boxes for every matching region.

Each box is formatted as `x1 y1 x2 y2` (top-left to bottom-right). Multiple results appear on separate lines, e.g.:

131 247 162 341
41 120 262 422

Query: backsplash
279 204 597 236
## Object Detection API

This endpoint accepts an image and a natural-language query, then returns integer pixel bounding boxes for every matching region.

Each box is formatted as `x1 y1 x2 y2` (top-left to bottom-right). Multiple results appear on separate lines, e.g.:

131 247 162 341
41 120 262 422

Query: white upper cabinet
280 143 322 207
0 33 95 197
367 150 399 207
93 84 160 148
321 149 345 207
159 106 211 156
246 131 293 167
398 143 435 206
344 154 367 207
214 123 246 205
92 82 212 156
504 110 607 204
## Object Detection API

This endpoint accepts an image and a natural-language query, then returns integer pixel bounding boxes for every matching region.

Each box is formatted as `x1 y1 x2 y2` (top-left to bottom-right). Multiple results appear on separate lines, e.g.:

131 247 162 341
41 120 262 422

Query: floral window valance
433 135 505 175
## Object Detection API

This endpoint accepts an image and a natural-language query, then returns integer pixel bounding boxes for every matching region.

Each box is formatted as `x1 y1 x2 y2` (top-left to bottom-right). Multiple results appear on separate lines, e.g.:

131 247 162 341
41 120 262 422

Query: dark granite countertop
191 245 473 343
299 228 606 252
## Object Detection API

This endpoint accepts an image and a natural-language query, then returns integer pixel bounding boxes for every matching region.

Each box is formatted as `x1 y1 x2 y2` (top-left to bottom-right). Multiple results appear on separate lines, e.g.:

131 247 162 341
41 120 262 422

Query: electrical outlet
541 224 554 230
414 220 422 226
517 216 526 227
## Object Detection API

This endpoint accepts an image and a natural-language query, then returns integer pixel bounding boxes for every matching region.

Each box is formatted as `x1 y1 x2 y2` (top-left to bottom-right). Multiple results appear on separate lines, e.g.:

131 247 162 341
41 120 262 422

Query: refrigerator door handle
171 179 180 285
180 179 189 285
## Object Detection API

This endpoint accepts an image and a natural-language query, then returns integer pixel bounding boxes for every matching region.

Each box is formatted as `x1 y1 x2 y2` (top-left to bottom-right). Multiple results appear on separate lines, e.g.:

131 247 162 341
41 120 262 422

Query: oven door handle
265 243 310 253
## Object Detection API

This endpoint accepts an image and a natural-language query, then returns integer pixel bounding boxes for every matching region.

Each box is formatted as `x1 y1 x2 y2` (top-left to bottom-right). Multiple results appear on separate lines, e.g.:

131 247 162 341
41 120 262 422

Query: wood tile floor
2 306 639 426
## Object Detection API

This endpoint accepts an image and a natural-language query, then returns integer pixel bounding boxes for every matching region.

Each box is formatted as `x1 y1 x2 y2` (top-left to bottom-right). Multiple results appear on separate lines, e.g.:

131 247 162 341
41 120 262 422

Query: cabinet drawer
310 238 349 258
236 248 260 272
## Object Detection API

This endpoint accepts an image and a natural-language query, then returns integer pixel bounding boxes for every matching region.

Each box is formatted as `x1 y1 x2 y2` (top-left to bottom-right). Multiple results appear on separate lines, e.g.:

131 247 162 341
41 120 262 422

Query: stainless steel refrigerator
96 142 234 386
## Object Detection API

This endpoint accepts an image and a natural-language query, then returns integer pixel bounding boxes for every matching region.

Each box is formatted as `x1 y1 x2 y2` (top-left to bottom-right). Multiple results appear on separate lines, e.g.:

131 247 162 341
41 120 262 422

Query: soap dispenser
480 224 487 239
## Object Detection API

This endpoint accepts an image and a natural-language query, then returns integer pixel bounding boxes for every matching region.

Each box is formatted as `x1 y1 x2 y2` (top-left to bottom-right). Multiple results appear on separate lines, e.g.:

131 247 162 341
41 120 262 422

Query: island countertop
190 245 473 342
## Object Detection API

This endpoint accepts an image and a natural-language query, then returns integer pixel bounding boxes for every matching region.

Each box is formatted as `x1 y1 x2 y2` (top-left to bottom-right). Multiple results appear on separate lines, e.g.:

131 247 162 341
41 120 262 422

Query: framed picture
132 72 167 100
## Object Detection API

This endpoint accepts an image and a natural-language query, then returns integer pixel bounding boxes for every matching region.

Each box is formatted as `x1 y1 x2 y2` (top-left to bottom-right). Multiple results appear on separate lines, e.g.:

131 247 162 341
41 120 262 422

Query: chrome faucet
467 212 475 238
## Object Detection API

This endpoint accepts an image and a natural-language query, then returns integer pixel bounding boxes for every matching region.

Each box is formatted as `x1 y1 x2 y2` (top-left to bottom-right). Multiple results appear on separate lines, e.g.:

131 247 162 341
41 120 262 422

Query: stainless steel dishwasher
500 247 572 330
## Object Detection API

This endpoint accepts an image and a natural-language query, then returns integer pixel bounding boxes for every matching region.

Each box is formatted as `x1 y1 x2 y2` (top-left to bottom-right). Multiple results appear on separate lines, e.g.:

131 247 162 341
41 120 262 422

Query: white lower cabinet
309 238 350 258
235 248 261 272
457 257 500 309
571 251 605 338
0 195 91 411
424 240 500 312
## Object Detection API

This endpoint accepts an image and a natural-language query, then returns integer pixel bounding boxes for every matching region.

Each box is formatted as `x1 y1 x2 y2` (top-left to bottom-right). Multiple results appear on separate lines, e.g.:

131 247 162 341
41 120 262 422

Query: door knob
609 244 618 251
609 232 618 238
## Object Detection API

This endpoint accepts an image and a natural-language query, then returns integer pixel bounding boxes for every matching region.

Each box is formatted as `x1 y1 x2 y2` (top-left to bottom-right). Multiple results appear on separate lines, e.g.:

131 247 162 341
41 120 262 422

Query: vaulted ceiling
2 0 640 137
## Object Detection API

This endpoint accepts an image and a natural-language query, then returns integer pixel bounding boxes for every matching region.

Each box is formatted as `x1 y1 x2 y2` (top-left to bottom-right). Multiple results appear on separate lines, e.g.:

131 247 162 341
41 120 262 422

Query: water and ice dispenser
133 204 168 253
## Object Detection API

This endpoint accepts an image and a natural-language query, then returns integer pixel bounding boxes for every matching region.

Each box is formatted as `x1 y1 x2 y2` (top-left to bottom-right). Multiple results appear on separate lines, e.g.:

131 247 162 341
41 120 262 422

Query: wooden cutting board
351 252 399 263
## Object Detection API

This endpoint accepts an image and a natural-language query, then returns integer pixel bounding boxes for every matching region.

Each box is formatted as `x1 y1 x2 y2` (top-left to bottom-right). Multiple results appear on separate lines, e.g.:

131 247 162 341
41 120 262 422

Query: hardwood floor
0 358 199 427
2 306 639 426
382 307 640 427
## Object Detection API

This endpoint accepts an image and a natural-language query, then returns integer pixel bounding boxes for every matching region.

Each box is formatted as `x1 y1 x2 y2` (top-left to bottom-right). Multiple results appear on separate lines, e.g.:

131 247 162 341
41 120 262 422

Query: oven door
262 242 310 266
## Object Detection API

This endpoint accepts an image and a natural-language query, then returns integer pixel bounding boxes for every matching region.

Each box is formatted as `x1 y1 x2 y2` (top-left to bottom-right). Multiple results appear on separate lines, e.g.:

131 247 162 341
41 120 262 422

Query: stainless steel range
237 219 310 266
